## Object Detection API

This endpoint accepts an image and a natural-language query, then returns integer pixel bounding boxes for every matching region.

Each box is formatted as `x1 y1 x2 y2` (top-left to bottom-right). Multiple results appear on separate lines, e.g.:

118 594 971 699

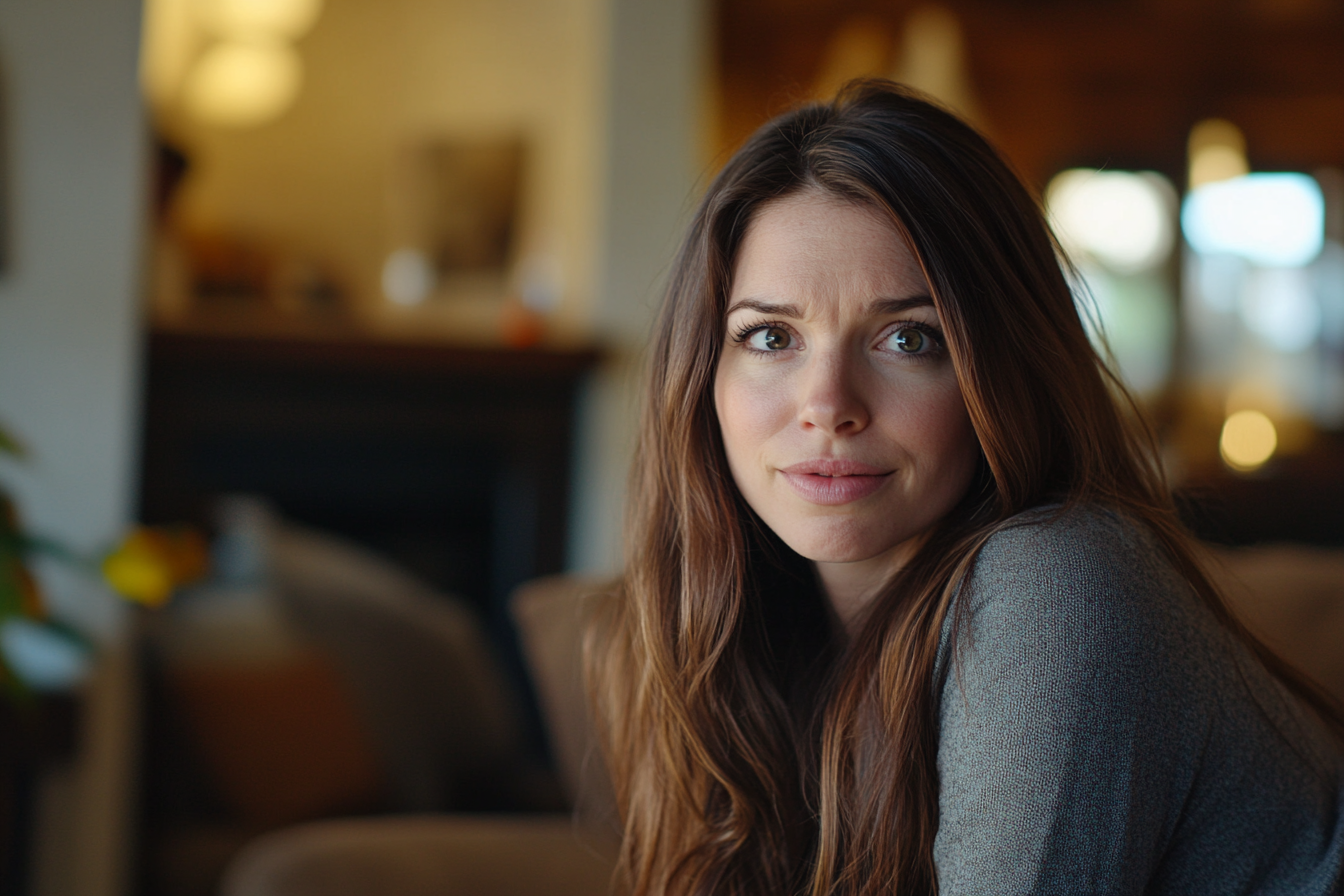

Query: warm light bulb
201 0 324 40
183 38 302 128
1191 146 1249 190
1046 170 1174 273
1188 119 1249 190
1220 409 1277 471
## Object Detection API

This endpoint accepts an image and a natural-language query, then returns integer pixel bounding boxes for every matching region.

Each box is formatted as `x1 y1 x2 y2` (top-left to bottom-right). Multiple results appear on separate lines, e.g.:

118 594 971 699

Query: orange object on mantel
500 298 545 349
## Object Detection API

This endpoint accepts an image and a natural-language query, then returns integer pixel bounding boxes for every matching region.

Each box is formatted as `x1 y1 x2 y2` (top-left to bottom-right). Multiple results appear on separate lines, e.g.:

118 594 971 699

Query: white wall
0 2 148 895
567 0 709 573
0 0 146 609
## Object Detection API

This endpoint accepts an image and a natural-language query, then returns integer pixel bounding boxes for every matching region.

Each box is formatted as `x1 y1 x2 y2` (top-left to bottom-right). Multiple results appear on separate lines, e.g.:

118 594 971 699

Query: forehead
729 191 929 308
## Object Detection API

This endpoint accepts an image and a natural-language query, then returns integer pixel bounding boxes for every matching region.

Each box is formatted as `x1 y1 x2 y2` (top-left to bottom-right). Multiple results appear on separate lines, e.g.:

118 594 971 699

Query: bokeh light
1182 173 1325 268
1240 266 1321 353
1046 170 1174 274
1220 409 1278 471
1187 119 1249 189
183 39 302 127
1047 169 1177 397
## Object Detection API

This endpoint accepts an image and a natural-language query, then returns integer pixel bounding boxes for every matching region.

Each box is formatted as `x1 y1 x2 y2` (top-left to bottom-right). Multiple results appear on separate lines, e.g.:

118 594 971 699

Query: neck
813 540 919 635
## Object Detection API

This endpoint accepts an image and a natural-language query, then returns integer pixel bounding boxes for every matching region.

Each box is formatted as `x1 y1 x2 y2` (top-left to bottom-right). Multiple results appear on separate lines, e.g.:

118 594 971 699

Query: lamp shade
183 38 302 128
201 0 324 40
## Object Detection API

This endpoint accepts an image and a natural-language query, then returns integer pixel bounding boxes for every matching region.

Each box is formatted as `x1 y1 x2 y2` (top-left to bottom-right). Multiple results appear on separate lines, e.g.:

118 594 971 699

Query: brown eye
893 327 926 353
747 326 793 351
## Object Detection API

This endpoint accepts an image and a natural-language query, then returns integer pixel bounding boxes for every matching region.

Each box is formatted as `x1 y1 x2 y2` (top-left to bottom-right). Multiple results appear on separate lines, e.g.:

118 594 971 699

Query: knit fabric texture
932 506 1344 895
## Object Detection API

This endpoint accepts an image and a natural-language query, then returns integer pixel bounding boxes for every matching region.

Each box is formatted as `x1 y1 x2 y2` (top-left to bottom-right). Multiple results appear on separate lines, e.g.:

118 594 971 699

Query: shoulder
970 503 1170 592
959 503 1185 624
935 507 1209 779
934 507 1344 894
945 504 1199 689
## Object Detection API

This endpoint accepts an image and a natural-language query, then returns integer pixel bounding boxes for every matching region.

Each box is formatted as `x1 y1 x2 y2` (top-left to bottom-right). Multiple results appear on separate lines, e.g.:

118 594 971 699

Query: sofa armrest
220 815 620 896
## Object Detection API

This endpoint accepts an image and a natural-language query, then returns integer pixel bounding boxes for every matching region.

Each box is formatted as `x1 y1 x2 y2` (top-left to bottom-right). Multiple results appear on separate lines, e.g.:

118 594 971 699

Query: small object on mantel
500 296 545 349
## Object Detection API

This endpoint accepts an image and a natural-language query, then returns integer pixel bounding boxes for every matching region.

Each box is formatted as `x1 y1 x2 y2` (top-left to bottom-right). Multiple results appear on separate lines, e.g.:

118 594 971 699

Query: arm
933 510 1202 895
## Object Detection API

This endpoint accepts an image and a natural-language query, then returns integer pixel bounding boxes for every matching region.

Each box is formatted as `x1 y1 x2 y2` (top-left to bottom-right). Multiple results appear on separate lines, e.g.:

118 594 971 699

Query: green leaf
18 533 87 568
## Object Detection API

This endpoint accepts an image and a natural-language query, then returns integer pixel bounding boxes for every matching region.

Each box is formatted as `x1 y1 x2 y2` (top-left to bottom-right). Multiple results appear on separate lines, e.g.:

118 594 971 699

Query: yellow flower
102 527 208 607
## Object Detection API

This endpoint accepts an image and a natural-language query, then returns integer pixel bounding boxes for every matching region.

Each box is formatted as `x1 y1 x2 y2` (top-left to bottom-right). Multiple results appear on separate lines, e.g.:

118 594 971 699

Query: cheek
877 375 979 471
930 381 977 449
713 364 792 465
921 381 981 482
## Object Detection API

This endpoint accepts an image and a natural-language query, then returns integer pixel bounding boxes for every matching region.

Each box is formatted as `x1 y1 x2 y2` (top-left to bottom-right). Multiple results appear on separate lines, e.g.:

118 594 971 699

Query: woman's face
714 190 980 596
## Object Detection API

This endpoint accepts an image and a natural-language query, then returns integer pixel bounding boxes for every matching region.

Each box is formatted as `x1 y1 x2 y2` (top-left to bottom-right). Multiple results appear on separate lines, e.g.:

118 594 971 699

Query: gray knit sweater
932 506 1344 894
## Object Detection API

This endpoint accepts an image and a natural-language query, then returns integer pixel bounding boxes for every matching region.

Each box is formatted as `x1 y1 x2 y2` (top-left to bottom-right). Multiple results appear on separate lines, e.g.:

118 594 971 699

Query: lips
778 458 893 505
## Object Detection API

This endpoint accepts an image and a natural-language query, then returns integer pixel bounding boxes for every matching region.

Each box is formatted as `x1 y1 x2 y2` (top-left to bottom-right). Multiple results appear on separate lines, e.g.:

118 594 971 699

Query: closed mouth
779 458 891 477
777 460 893 505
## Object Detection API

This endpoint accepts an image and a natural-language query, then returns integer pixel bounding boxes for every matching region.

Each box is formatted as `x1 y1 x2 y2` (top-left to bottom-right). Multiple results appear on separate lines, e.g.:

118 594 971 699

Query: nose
797 350 869 435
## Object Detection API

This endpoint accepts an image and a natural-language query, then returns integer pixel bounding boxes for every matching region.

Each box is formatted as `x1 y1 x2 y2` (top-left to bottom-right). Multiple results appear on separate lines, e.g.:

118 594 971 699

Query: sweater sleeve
932 509 1201 895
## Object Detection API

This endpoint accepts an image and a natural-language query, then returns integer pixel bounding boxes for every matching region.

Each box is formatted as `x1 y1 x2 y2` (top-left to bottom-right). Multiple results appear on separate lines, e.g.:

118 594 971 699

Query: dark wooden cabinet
138 332 601 622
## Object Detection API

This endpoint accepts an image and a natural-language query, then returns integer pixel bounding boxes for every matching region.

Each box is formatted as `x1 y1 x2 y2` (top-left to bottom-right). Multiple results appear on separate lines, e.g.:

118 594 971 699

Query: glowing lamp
201 0 324 40
1046 170 1174 274
1190 146 1249 190
1220 409 1277 472
1182 174 1325 268
1187 119 1249 189
183 39 302 127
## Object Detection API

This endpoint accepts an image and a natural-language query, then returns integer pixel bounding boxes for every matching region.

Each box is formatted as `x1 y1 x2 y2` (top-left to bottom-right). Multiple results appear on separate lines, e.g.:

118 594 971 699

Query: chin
774 518 909 565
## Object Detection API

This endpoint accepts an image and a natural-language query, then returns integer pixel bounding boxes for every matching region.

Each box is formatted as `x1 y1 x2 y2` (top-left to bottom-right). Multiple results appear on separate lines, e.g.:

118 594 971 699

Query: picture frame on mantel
385 136 528 303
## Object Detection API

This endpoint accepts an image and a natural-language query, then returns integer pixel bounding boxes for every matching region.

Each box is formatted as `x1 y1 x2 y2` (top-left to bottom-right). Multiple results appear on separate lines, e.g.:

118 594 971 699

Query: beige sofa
220 574 622 896
219 815 619 896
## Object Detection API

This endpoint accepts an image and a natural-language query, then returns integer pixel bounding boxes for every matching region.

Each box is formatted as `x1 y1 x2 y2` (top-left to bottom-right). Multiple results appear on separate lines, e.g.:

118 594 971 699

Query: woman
590 80 1344 896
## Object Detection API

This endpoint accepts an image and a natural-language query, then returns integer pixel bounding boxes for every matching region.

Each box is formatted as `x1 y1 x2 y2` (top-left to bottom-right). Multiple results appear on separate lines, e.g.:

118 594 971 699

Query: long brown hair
590 80 1342 896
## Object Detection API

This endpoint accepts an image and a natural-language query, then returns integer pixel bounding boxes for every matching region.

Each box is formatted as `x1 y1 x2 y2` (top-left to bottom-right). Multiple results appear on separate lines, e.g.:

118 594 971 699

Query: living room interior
2 0 1343 894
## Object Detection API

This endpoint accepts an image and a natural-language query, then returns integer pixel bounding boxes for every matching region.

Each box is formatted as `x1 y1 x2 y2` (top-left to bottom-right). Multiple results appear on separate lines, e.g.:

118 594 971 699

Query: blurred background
0 0 1342 894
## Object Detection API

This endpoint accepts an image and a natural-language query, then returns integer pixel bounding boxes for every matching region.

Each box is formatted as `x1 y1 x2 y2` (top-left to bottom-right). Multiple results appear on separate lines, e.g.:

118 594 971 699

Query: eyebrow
868 295 935 315
724 298 802 317
724 295 935 317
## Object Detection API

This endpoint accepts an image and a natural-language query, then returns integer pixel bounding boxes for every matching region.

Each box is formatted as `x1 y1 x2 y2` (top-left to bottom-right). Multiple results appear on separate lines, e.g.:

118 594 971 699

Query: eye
884 325 933 354
893 327 925 353
746 325 793 351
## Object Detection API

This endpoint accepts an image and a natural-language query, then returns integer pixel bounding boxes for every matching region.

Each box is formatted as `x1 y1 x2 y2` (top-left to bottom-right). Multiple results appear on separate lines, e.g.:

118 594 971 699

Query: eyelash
730 319 946 358
882 321 945 360
730 320 785 347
